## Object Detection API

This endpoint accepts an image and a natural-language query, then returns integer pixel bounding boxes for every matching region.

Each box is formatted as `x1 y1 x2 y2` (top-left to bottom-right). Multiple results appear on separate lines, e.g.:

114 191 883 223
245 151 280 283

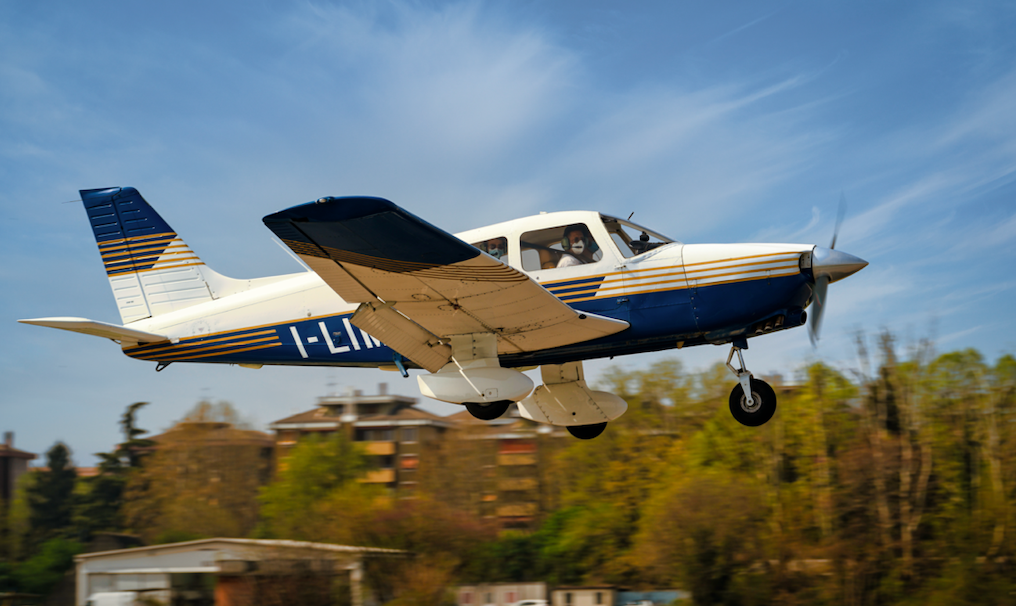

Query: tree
73 402 153 539
123 401 272 542
257 431 376 541
26 443 77 548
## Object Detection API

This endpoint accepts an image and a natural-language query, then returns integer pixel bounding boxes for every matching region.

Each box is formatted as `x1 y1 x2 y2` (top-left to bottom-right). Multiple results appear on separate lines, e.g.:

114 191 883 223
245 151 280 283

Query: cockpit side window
471 236 509 261
520 223 603 271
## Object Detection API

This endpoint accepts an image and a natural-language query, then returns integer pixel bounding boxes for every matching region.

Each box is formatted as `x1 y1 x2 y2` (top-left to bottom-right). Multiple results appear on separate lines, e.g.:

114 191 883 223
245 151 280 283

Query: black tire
728 378 777 427
567 422 607 440
464 400 511 421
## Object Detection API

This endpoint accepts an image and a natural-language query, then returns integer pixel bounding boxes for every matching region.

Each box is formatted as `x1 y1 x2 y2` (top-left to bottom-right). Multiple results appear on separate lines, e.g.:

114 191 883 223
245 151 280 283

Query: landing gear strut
726 342 777 427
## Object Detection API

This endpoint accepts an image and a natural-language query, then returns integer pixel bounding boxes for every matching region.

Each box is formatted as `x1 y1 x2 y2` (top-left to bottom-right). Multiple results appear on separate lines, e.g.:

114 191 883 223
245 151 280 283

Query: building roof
0 444 36 460
147 423 274 447
357 405 450 426
270 403 453 430
75 537 409 562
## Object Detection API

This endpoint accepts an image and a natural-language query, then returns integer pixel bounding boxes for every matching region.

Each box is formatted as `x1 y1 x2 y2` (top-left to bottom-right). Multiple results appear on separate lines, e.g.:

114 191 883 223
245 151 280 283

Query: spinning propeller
808 193 868 346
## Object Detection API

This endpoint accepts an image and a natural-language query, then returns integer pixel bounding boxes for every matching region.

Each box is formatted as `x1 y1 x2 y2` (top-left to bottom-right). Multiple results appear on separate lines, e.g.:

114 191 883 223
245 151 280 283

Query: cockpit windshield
600 215 677 258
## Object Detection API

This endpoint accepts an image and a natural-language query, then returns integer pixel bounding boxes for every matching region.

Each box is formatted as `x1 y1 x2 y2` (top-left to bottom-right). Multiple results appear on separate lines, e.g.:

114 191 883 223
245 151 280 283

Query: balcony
496 502 538 517
362 441 396 455
497 453 537 466
498 477 538 491
361 469 396 484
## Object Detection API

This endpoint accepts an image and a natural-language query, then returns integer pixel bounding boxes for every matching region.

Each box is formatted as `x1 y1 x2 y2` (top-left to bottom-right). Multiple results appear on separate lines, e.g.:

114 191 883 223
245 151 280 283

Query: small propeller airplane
20 187 867 439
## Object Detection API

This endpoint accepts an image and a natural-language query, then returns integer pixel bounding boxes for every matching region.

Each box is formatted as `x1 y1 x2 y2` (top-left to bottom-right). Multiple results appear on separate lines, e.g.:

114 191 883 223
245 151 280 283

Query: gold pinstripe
106 260 205 277
97 232 177 250
102 244 191 261
101 241 185 259
124 329 278 355
121 315 354 349
130 336 281 360
560 269 801 303
538 251 801 287
104 252 200 268
130 341 283 361
545 260 799 297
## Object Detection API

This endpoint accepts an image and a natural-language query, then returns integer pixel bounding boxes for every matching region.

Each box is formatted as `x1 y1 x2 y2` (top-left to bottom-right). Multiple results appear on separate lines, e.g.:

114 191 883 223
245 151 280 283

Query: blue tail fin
80 187 217 323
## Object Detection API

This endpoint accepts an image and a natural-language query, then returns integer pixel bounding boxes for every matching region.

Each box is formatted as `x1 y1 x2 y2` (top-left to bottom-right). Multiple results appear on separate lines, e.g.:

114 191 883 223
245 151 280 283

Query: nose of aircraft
811 246 868 283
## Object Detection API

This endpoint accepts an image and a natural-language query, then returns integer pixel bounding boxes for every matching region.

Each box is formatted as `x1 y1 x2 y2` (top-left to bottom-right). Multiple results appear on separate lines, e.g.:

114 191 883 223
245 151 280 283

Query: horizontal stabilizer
18 317 169 345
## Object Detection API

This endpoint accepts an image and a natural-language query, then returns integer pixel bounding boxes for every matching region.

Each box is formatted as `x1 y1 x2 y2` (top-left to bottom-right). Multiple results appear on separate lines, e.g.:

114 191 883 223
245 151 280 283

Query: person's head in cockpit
558 224 597 267
485 237 507 260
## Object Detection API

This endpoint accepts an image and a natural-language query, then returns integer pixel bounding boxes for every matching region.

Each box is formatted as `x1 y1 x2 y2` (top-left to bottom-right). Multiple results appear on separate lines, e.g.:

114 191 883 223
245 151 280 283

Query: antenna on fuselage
627 212 634 220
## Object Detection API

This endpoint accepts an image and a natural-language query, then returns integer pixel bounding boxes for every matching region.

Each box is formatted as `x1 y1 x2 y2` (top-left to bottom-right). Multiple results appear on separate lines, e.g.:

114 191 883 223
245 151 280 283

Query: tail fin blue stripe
81 187 175 244
79 188 199 276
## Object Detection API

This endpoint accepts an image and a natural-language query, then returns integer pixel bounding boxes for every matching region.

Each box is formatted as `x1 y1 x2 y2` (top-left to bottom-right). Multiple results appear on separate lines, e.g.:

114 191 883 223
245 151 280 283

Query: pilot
557 224 597 267
485 237 507 260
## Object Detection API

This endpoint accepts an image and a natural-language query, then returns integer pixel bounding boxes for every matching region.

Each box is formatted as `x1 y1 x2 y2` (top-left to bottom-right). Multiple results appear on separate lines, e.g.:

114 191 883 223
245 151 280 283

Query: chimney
3 432 11 448
378 382 388 396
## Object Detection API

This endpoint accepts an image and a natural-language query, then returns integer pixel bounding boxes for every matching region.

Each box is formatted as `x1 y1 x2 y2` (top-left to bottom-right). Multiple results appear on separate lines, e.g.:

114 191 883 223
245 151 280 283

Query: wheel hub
740 391 762 413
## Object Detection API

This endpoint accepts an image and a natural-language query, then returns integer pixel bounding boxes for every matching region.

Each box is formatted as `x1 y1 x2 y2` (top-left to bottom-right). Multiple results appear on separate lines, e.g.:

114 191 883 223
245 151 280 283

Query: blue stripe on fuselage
122 273 812 369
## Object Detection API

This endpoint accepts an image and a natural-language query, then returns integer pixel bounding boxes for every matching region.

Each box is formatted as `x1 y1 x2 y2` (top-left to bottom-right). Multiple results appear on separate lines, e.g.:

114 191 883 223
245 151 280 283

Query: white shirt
557 254 583 268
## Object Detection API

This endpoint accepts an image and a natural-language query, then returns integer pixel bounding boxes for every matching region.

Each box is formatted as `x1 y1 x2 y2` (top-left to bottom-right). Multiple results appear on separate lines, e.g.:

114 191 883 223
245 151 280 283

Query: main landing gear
465 400 511 421
726 342 777 427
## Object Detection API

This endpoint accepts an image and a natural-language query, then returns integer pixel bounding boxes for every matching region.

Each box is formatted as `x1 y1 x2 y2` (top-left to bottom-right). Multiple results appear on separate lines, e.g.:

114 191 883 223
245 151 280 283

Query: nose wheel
726 343 777 427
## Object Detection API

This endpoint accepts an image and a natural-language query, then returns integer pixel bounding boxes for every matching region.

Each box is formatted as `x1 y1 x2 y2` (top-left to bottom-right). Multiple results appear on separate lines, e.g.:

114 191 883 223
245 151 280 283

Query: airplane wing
263 197 629 372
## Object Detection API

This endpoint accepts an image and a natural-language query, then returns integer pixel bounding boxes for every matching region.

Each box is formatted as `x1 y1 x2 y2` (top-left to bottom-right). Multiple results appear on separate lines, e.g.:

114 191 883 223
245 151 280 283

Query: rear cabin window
521 223 603 271
471 236 509 262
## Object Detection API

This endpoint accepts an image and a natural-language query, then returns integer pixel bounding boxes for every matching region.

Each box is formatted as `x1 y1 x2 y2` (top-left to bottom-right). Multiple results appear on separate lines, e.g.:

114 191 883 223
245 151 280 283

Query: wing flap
351 302 452 373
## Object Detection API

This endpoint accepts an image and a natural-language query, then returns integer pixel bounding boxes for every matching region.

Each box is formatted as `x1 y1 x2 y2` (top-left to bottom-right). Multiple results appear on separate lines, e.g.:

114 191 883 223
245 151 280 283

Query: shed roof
75 537 409 562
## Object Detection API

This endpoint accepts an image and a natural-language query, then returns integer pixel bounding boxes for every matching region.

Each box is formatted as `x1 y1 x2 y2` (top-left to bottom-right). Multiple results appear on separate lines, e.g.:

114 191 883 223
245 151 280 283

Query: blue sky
3 1 1015 464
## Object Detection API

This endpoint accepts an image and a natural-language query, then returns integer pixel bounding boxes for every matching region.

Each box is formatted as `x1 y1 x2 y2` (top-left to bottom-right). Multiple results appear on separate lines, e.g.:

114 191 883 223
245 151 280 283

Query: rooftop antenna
326 371 338 397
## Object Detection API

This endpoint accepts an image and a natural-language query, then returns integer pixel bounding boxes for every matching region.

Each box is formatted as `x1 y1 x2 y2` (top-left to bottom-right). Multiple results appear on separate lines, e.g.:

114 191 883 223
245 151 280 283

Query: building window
401 427 418 442
400 454 419 470
596 593 602 605
485 594 493 605
461 592 473 605
565 593 572 605
506 592 517 604
359 428 394 441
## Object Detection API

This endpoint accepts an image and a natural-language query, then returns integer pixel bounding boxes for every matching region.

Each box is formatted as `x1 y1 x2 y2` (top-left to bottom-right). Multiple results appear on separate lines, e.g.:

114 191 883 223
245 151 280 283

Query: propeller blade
809 275 830 346
830 191 846 250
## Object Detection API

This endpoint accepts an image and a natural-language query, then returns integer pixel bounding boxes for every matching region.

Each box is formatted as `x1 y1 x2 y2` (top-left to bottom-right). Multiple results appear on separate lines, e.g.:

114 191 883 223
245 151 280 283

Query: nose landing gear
726 342 777 427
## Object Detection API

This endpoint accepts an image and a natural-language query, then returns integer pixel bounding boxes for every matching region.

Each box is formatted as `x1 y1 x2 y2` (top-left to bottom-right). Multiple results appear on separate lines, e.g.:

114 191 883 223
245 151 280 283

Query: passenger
557 224 597 267
485 237 507 260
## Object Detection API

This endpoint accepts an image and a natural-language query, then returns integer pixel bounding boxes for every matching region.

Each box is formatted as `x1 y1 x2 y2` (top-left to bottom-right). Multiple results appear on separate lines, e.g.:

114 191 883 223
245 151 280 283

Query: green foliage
153 529 206 545
122 402 269 542
12 537 82 595
257 431 379 541
26 443 77 548
73 402 152 540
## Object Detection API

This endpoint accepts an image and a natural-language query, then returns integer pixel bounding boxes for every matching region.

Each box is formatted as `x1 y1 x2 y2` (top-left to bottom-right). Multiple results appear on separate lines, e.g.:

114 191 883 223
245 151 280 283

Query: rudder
81 187 215 323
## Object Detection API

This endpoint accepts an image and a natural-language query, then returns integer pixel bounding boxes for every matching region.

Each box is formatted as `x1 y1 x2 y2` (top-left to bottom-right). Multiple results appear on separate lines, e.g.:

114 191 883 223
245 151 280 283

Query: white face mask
489 247 505 259
570 240 585 255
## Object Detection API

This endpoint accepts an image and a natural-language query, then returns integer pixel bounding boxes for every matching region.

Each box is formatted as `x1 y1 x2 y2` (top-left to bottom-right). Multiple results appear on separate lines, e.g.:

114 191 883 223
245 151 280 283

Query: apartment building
268 384 453 492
